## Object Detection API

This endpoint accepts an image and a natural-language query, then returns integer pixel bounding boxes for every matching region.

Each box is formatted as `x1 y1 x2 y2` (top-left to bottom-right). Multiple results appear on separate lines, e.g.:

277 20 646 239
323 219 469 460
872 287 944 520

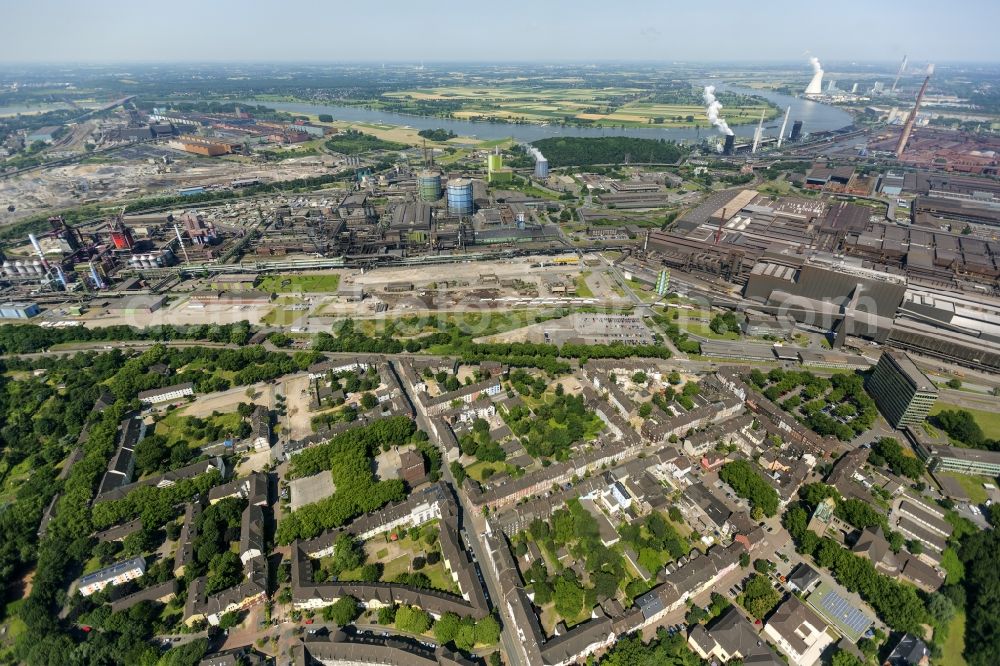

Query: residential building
239 505 265 566
249 405 271 451
866 352 937 427
78 556 146 597
688 607 784 666
884 634 931 666
208 472 268 506
787 563 821 594
138 382 195 405
763 596 834 666
109 580 178 615
184 557 267 626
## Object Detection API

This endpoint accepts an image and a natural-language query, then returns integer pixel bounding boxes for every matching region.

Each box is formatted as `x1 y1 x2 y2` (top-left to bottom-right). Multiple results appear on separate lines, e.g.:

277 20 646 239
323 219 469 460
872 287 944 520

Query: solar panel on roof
818 588 871 635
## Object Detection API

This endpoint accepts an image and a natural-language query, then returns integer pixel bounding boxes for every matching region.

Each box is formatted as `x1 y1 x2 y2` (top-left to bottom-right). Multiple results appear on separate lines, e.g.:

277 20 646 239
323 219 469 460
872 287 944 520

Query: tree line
531 137 687 167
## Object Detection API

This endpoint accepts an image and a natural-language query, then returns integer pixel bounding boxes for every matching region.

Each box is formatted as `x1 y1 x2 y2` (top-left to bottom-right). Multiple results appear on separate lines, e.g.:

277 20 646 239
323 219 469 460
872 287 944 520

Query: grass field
155 410 243 449
574 272 594 298
259 273 340 293
937 472 990 504
466 460 504 483
929 403 1000 439
676 309 741 341
262 306 307 327
0 458 32 504
941 612 968 666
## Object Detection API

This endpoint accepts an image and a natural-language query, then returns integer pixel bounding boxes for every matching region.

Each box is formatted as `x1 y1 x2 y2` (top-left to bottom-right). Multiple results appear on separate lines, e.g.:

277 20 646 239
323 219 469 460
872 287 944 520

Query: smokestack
703 86 734 137
896 64 934 159
723 135 735 155
777 106 791 148
805 56 824 95
891 55 908 92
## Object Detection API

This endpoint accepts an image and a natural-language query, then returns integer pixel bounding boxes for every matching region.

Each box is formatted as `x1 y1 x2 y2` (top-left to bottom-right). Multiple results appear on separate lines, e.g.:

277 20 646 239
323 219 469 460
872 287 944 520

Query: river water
242 84 852 144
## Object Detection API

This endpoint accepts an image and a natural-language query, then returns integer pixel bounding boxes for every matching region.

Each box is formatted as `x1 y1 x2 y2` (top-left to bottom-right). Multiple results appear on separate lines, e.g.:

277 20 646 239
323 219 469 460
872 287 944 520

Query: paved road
394 360 522 666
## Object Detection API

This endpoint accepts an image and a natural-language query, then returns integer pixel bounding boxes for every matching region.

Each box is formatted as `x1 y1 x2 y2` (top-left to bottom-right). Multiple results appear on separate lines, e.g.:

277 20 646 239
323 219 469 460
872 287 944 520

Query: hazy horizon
2 0 999 64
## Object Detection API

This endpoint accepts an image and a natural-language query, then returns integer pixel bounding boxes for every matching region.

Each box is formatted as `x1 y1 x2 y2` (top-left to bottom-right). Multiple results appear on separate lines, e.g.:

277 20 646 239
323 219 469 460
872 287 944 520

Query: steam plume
703 85 733 136
805 56 825 95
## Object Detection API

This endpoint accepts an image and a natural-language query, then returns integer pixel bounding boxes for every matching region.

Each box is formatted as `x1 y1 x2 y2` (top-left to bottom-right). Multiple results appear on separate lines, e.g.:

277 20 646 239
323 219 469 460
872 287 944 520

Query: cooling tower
805 71 824 95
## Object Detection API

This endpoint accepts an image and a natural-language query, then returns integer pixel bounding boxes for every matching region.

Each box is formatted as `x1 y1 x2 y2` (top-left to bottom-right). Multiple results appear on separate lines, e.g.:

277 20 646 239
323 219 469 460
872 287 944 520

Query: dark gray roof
787 563 820 591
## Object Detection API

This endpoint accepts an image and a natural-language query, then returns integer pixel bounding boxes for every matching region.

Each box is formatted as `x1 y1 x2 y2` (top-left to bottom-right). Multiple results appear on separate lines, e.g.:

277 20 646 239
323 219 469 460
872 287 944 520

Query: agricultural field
382 85 777 128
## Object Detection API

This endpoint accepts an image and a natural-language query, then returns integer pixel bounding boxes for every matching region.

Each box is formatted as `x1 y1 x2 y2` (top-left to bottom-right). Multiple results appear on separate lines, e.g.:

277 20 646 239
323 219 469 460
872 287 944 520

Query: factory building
386 202 433 246
0 302 40 319
866 351 938 427
743 258 905 342
26 126 61 144
167 135 241 156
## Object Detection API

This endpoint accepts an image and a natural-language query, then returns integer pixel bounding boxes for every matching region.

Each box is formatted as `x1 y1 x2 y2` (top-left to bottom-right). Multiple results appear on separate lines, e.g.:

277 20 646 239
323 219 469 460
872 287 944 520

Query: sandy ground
77 298 274 329
0 147 334 226
235 449 274 477
289 472 336 511
279 373 315 441
177 380 277 420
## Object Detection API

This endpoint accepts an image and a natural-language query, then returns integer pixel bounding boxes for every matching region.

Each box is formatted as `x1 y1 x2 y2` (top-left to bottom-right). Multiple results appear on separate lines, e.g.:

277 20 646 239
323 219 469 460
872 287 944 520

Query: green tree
395 605 432 634
554 575 585 619
475 615 501 645
323 596 361 625
433 612 461 644
360 392 378 410
740 574 780 620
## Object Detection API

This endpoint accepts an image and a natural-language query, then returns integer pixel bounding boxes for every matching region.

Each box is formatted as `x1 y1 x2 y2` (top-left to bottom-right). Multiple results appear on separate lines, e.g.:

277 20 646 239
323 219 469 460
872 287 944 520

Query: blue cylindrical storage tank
446 178 474 216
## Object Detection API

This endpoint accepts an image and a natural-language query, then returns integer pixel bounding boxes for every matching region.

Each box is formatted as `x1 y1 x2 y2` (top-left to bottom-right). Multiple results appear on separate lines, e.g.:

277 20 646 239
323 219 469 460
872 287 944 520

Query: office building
866 352 937 427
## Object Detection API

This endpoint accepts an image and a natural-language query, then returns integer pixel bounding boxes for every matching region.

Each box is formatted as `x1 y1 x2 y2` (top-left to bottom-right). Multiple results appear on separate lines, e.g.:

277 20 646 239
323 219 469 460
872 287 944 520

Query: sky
1 0 998 64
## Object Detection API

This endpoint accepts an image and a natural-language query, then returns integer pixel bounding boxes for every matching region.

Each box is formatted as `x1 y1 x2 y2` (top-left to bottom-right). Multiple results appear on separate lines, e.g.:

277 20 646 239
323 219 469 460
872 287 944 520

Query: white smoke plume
703 85 733 136
810 56 823 76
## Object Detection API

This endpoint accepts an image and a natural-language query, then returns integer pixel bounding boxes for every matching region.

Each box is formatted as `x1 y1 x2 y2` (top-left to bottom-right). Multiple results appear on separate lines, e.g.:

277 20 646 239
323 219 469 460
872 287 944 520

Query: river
241 84 852 144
